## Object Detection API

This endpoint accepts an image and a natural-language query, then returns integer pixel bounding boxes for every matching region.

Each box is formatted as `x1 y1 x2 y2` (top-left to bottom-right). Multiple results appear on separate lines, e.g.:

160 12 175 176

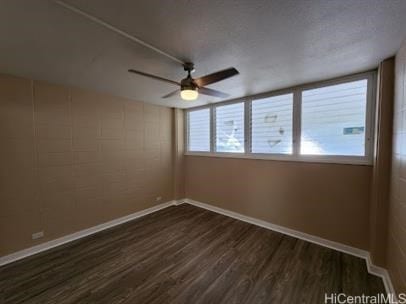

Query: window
251 93 293 154
185 72 374 164
187 108 210 152
215 102 245 153
301 79 368 156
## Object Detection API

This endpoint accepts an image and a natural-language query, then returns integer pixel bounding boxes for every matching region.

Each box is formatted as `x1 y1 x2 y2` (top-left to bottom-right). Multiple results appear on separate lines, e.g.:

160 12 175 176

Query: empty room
1 0 406 303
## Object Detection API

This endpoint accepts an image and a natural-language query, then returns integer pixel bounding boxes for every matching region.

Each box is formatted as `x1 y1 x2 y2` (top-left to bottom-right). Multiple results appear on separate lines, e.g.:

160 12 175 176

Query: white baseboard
0 200 177 267
366 255 398 302
180 198 397 298
0 197 397 299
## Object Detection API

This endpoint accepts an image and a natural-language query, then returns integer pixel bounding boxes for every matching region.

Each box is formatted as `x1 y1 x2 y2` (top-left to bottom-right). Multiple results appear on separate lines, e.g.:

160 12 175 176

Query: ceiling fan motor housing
181 77 197 91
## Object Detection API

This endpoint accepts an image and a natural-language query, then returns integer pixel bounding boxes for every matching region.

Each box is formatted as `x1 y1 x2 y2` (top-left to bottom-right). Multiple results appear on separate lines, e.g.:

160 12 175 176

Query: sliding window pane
215 102 244 153
301 79 368 156
188 108 210 152
251 93 293 154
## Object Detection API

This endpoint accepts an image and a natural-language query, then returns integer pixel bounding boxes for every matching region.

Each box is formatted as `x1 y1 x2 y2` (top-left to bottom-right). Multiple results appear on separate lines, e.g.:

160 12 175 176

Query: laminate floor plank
0 204 386 304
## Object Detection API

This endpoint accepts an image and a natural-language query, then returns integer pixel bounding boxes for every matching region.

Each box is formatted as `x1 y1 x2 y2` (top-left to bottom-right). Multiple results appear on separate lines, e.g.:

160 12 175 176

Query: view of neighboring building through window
187 108 210 152
251 93 293 154
185 73 373 164
301 79 368 156
215 102 245 153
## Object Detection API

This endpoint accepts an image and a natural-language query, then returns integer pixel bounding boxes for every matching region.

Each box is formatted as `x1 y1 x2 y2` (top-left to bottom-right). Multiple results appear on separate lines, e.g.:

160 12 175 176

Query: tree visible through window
215 102 244 153
185 72 373 164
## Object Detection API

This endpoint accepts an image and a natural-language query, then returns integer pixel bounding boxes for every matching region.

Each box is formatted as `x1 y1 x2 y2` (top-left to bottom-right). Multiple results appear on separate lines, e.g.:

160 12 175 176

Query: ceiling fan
128 63 239 101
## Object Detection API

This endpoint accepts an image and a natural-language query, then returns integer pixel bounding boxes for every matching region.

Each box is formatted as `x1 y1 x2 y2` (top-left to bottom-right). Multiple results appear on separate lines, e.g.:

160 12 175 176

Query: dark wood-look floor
0 204 385 304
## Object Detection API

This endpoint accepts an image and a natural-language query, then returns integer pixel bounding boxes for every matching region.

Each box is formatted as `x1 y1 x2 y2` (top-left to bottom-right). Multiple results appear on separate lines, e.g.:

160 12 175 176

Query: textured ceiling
0 0 406 108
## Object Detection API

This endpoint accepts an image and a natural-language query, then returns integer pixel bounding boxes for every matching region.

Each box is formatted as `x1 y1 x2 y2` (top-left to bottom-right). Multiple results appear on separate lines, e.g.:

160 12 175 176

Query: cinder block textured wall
388 40 406 292
0 74 174 256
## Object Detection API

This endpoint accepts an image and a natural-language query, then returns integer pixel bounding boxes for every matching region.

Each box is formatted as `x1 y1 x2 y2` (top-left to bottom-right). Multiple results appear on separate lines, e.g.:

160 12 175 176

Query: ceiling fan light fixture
180 88 198 101
129 64 238 100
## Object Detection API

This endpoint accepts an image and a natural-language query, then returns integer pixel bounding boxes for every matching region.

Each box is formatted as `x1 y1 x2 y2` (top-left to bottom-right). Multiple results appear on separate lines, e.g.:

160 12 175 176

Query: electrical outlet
32 231 44 240
156 196 162 202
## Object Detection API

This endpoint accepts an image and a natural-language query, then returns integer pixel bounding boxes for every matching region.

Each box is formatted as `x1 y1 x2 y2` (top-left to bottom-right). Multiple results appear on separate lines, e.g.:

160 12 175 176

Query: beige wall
388 40 406 292
173 108 185 199
0 73 174 257
2 58 403 292
185 156 372 249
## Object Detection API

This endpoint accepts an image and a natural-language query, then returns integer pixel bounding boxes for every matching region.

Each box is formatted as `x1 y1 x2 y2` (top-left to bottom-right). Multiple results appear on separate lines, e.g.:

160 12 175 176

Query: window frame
249 92 295 156
184 70 376 165
185 107 212 153
213 100 246 154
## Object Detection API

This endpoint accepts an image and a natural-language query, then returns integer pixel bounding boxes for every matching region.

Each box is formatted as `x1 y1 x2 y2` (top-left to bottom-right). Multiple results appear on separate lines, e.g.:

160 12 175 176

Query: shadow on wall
0 73 174 257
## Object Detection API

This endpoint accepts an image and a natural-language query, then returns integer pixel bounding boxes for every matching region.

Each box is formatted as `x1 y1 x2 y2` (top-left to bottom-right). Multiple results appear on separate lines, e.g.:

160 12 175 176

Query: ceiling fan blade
162 89 180 99
199 87 229 98
128 69 180 86
194 67 239 87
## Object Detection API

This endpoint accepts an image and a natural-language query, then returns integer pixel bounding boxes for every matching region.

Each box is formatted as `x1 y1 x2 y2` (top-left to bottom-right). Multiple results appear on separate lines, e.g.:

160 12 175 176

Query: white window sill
184 152 373 166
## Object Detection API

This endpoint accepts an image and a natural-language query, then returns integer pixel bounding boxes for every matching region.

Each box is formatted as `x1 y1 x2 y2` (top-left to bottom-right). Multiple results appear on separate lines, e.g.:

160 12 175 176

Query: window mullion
244 99 251 154
293 89 302 156
184 71 374 165
210 106 215 153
